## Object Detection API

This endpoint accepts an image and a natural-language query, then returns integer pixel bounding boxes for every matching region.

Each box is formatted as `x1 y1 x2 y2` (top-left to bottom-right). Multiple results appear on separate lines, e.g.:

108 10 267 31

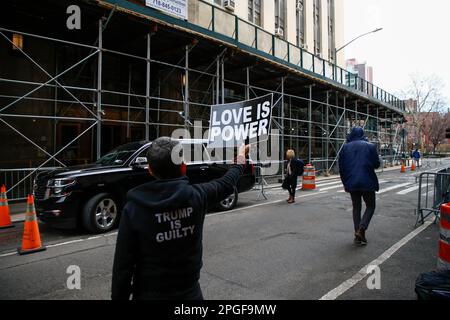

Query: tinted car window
136 147 149 159
182 143 210 164
207 147 237 164
96 142 144 166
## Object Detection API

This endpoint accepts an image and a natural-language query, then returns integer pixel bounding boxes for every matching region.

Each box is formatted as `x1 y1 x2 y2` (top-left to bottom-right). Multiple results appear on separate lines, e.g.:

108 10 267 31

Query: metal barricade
0 167 59 202
416 168 450 227
253 164 269 200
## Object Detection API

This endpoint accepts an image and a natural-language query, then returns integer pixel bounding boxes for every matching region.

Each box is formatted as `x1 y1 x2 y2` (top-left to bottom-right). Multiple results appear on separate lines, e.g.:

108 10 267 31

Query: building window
328 0 336 61
313 0 321 55
275 0 286 37
296 0 305 47
248 0 261 26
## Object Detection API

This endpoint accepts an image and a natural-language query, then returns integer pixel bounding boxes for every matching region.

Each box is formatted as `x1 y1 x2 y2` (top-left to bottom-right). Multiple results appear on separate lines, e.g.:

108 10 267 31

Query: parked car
33 139 255 233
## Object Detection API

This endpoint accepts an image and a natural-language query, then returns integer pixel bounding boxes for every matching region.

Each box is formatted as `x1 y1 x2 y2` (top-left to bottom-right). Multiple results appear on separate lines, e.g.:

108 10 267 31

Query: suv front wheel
82 193 119 233
217 188 238 211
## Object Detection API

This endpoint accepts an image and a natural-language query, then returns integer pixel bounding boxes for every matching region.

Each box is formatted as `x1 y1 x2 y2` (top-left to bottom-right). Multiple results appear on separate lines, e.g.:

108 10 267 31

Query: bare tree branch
401 73 447 150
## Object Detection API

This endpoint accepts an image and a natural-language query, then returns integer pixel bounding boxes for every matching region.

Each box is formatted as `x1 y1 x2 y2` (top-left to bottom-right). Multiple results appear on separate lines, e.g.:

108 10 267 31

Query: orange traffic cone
18 195 46 255
411 162 416 172
401 165 406 173
0 185 13 229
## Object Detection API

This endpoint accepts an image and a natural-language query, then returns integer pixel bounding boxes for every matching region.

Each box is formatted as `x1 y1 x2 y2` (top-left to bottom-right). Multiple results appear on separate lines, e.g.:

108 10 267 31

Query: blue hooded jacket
339 127 381 193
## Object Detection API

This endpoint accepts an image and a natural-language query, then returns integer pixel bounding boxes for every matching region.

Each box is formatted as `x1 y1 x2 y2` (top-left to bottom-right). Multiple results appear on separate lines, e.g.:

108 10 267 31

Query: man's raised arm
193 145 250 208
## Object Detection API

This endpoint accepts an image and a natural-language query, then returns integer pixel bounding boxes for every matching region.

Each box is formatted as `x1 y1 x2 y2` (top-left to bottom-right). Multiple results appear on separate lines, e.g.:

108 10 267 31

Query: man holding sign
112 137 250 300
208 94 273 148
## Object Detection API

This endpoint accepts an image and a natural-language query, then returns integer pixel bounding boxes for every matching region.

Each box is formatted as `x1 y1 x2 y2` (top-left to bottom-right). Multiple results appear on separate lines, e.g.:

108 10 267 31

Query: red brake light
180 162 187 176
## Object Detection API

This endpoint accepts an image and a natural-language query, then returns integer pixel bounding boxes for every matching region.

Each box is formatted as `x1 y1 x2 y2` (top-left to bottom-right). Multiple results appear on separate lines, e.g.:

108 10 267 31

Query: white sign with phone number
145 0 187 20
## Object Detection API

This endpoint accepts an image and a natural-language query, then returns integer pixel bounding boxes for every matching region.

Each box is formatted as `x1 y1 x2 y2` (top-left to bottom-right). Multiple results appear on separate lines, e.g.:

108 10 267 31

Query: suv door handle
199 166 209 170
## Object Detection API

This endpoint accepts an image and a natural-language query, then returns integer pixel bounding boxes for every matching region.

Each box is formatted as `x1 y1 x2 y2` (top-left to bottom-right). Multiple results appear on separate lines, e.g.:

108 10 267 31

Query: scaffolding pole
308 85 313 164
326 91 330 173
146 33 151 140
96 19 103 160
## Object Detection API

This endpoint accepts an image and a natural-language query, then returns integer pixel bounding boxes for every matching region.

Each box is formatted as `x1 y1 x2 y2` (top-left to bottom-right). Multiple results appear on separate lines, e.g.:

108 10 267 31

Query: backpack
297 159 305 177
415 271 450 300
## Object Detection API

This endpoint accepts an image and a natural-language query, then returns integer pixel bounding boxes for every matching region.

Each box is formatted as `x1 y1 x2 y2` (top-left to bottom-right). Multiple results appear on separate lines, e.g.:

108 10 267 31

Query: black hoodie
111 164 244 300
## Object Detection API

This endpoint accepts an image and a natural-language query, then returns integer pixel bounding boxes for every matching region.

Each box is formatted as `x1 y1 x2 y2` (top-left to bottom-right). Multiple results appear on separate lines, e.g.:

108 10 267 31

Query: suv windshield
95 142 144 166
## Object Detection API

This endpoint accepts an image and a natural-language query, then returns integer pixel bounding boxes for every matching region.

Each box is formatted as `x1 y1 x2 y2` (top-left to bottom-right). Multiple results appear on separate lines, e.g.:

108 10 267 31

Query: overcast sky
343 0 450 101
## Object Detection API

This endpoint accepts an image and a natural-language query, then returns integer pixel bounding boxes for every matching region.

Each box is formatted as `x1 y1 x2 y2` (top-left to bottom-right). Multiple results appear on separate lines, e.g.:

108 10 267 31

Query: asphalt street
0 160 446 300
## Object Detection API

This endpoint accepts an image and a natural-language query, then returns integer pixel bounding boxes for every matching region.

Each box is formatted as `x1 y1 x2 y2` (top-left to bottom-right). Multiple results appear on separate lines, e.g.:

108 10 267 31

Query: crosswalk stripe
320 184 344 191
270 179 341 192
337 181 388 193
397 185 422 195
292 180 341 191
378 182 413 194
315 180 343 188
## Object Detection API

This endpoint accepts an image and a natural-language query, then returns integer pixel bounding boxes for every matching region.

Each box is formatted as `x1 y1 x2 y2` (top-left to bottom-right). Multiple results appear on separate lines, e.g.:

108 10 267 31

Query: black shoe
354 233 362 245
359 228 368 245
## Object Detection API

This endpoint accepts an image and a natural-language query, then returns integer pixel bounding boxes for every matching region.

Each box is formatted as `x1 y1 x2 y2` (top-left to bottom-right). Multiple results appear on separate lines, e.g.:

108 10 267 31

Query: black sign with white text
208 94 273 148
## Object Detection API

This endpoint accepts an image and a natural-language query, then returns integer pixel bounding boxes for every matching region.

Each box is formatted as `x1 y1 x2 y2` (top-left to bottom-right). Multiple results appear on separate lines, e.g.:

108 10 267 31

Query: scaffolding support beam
308 85 313 164
146 33 151 140
184 44 190 129
216 56 220 105
326 91 330 173
281 76 285 175
96 19 103 160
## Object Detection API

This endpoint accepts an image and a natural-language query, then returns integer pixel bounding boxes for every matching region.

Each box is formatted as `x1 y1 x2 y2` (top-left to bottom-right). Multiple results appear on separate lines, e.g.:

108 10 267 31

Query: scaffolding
0 0 405 200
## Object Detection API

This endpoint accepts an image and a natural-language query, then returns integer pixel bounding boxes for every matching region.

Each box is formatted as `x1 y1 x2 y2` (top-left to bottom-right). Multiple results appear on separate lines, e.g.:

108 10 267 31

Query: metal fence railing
252 164 269 200
0 167 59 202
415 169 450 227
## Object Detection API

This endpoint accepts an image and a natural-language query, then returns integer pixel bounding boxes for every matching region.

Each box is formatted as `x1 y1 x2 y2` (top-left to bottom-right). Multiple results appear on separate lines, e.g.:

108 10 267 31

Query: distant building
346 59 373 83
346 58 374 93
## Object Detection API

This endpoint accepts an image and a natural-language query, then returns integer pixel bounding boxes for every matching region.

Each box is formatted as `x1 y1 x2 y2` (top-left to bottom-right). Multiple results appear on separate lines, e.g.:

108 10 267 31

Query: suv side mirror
132 157 148 169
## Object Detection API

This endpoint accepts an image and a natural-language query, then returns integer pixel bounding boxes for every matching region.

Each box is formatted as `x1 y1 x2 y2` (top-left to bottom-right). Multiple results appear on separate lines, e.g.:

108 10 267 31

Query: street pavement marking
320 185 343 191
0 252 16 258
207 191 329 218
0 231 119 258
377 182 413 194
46 239 85 248
337 181 388 193
315 180 343 188
291 181 343 193
269 179 341 192
319 219 433 300
397 185 421 195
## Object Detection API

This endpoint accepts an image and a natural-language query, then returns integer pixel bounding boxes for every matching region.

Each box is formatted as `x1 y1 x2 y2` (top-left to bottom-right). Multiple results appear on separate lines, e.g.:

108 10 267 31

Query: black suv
33 139 255 233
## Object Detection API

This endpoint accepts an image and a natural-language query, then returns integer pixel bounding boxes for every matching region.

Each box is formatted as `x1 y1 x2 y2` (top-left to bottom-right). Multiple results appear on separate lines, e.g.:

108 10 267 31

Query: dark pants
350 191 376 232
133 282 204 300
287 176 298 197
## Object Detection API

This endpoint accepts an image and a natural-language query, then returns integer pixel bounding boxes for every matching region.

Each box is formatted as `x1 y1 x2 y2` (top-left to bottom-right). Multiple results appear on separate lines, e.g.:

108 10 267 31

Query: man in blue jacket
111 137 249 300
339 127 380 245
